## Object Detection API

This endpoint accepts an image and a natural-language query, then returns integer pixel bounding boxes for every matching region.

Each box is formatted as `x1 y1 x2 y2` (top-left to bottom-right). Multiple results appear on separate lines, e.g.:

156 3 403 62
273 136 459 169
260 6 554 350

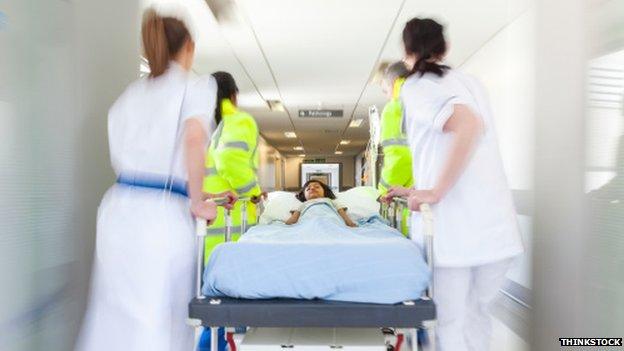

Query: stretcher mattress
202 213 430 304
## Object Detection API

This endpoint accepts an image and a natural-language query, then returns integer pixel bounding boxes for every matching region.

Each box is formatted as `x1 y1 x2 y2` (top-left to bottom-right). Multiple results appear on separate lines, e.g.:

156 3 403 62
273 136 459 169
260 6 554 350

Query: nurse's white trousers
434 258 512 351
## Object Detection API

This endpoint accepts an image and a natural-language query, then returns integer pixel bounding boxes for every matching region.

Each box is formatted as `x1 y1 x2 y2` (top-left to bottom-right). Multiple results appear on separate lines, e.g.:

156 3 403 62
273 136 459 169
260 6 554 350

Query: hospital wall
460 10 536 295
283 156 356 191
257 137 283 192
0 1 140 350
458 1 624 343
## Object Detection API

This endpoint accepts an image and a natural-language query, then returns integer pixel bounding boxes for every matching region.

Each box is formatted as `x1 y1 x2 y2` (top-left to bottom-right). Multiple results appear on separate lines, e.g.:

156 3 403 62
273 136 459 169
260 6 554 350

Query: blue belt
116 173 188 197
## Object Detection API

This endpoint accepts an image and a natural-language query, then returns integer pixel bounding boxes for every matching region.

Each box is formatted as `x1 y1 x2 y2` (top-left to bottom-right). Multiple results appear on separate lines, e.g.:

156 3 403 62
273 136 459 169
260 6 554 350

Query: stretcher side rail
382 198 434 299
194 196 256 299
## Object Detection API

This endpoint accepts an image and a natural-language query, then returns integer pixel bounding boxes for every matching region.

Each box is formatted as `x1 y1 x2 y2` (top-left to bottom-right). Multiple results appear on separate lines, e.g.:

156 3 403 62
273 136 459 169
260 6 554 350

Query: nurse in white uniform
75 6 220 351
384 18 524 351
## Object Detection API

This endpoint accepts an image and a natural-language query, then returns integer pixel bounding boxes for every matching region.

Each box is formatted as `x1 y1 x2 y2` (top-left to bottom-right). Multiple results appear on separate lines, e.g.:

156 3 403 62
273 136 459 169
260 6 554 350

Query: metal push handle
386 197 435 299
241 201 248 234
419 203 434 299
194 196 263 299
195 216 208 299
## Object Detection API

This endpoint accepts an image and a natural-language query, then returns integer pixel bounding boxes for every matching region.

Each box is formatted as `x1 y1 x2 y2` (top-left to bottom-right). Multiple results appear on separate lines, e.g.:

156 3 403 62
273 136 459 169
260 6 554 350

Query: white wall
462 10 535 191
301 163 341 193
283 157 302 190
0 1 140 349
460 10 536 290
283 156 356 191
257 137 283 192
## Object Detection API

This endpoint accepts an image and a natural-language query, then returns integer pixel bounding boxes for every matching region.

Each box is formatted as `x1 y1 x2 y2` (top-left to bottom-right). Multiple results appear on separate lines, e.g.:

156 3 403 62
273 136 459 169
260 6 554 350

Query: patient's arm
338 208 358 227
285 211 301 225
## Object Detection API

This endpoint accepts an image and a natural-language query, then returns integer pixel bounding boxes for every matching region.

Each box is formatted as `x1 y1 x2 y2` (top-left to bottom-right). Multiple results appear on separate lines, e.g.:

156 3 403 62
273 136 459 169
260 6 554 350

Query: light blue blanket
202 202 430 304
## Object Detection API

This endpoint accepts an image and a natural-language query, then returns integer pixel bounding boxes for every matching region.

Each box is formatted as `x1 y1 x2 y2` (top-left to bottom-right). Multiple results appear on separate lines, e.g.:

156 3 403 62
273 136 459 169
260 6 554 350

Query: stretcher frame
187 196 436 351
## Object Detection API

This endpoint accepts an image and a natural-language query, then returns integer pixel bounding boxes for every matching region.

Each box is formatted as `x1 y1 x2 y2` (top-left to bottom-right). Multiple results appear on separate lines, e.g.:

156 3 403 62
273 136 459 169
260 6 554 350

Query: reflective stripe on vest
205 223 257 235
381 138 408 147
236 180 258 194
205 227 230 236
379 177 392 190
222 141 249 151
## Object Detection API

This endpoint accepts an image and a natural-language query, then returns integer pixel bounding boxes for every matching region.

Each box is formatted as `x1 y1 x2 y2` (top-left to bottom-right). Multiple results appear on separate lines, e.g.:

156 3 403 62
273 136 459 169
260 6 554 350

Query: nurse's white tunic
401 69 524 267
75 63 216 351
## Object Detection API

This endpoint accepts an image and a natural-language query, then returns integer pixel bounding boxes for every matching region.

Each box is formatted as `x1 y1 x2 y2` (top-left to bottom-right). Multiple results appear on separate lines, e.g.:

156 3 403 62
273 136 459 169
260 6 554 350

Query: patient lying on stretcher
203 185 430 303
285 180 358 227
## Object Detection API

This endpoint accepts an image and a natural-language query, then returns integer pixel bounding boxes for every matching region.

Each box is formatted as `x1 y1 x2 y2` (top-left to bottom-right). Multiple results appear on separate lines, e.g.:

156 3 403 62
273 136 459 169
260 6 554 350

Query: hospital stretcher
187 196 437 351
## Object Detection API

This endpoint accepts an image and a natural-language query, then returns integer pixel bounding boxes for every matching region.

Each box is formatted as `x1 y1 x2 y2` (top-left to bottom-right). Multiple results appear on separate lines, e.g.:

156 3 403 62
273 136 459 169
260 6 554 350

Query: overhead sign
298 109 343 118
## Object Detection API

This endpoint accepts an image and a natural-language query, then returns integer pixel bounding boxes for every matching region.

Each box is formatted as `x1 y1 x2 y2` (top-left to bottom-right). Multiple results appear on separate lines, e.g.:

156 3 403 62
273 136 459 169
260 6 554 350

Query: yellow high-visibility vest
203 98 261 262
378 78 413 237
378 78 414 195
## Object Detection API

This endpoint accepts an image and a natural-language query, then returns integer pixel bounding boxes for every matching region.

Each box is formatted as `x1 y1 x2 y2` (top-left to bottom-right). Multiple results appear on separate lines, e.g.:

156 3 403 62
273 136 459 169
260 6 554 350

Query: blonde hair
383 61 409 86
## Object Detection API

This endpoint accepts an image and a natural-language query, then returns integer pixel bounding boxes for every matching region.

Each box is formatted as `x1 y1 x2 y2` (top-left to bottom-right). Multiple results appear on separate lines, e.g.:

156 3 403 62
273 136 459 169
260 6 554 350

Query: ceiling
142 0 530 157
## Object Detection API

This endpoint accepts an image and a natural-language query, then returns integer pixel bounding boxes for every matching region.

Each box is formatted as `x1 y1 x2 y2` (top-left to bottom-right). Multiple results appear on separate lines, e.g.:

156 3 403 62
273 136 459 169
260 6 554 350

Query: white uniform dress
401 69 524 351
75 63 217 351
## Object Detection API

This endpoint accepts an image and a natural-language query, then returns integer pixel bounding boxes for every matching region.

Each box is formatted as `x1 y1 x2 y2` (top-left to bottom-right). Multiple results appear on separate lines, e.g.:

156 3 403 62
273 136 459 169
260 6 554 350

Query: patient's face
304 182 325 200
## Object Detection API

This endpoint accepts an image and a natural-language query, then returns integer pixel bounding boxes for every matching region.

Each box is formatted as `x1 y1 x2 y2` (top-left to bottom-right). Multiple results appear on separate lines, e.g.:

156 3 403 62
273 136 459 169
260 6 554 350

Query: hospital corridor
1 0 623 350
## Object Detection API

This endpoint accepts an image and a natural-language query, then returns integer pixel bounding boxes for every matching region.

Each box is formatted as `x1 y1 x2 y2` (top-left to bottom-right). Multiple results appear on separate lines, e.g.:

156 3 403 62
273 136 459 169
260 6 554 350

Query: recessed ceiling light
266 100 285 112
284 132 297 138
349 119 364 128
335 151 343 155
298 154 306 158
293 146 304 151
339 140 351 145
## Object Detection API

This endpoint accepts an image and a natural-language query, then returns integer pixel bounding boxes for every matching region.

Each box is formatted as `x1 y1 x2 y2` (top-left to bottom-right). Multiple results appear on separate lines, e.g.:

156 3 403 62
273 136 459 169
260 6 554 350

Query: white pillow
258 187 381 224
336 186 380 220
258 191 301 224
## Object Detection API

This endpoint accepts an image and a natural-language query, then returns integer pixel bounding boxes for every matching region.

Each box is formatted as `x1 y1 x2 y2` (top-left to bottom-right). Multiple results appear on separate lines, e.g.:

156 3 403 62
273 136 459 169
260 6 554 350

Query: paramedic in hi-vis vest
199 71 264 351
378 61 413 235
203 71 264 260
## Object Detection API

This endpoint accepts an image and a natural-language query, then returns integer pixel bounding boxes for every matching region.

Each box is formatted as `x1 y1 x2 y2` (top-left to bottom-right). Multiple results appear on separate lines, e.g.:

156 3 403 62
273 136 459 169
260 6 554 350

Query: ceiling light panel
349 119 364 127
267 100 285 112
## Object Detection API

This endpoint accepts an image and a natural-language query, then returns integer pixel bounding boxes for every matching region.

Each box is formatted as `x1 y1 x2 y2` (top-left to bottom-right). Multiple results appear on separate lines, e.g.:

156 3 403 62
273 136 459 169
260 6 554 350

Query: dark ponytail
211 71 239 125
402 18 450 77
141 8 191 78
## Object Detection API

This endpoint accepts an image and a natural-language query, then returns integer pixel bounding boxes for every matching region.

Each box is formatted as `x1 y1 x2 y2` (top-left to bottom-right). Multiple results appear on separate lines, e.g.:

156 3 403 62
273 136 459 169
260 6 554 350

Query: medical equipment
364 105 382 187
188 194 436 351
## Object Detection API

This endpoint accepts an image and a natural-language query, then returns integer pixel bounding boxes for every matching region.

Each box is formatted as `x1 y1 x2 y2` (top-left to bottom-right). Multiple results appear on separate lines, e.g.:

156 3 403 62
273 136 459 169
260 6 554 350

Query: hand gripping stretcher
187 196 437 351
